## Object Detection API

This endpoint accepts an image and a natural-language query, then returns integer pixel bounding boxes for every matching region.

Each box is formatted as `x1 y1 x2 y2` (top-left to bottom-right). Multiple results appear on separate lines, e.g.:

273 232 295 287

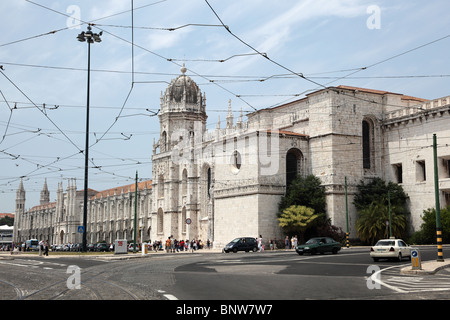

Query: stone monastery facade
13 66 450 248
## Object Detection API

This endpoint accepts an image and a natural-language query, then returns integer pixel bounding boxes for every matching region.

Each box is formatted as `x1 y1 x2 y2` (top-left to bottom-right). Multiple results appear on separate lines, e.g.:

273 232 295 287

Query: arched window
207 167 212 198
362 119 374 169
158 175 164 198
181 206 186 234
231 151 241 172
161 131 167 152
182 169 188 196
286 148 303 187
157 208 163 233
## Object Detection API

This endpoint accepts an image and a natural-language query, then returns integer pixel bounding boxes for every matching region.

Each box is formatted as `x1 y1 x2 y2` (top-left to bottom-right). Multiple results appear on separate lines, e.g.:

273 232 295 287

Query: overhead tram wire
0 69 136 186
0 68 81 153
1 0 169 48
17 2 450 141
204 0 328 91
11 1 450 117
23 0 259 120
204 0 450 111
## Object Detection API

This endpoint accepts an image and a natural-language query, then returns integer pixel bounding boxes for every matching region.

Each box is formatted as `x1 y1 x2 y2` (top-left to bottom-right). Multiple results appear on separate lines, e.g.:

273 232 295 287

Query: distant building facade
13 67 450 247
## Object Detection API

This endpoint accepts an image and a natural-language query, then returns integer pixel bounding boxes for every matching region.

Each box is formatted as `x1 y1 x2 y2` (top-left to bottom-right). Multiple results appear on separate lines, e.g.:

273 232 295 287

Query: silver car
370 239 412 262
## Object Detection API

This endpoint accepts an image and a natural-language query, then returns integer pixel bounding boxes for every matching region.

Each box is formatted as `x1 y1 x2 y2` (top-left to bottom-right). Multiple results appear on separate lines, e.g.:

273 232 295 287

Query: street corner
401 259 450 275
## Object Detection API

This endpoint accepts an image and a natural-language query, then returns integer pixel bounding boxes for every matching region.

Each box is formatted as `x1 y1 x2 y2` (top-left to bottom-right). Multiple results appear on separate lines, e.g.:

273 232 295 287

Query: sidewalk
401 259 450 275
0 248 224 260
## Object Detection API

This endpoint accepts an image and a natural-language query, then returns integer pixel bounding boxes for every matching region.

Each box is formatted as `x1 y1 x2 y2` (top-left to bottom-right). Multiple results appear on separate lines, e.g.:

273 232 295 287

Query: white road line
157 289 178 300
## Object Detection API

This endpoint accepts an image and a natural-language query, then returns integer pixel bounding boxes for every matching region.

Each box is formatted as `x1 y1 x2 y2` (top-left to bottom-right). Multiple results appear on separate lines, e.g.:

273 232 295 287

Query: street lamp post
77 25 102 252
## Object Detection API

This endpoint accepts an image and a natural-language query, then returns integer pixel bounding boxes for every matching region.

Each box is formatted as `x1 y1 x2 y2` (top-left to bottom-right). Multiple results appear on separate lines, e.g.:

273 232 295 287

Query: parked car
223 237 258 253
70 243 82 252
370 239 412 262
296 237 341 255
95 243 109 252
87 243 96 252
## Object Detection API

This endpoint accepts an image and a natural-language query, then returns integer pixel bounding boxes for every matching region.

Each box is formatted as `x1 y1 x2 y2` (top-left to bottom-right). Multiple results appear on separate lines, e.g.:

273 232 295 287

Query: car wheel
372 257 379 262
332 248 338 254
297 252 304 255
232 248 238 253
252 247 257 252
310 249 317 255
397 253 402 262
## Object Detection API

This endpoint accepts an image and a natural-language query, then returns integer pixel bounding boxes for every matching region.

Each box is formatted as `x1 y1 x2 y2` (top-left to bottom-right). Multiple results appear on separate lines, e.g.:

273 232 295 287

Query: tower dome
165 65 200 104
160 64 206 115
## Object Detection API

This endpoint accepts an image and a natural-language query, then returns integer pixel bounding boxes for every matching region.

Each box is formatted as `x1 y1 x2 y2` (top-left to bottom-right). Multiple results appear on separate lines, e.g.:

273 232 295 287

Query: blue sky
1 0 449 212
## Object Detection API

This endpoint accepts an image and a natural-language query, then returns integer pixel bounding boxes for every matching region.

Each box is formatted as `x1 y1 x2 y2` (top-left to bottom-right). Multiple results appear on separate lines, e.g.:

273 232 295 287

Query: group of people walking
162 238 211 253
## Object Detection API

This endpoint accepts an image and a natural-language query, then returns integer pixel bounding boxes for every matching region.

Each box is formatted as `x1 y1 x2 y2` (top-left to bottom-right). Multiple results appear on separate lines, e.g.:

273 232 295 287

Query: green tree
356 201 407 245
409 206 450 244
278 205 319 243
0 216 14 226
278 175 326 216
353 177 408 213
353 178 409 244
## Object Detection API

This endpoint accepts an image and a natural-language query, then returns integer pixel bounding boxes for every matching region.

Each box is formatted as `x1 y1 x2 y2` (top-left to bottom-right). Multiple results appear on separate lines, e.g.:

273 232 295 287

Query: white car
370 239 412 262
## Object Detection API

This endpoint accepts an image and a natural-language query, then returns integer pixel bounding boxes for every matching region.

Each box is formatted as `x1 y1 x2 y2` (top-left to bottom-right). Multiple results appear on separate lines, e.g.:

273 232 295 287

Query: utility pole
388 190 392 238
345 177 349 248
433 134 444 262
77 25 102 252
133 171 138 253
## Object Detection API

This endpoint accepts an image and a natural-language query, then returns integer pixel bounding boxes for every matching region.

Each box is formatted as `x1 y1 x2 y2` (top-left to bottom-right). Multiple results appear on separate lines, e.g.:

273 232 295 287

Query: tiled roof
256 85 428 114
91 180 152 200
29 202 56 212
267 129 309 137
336 85 428 102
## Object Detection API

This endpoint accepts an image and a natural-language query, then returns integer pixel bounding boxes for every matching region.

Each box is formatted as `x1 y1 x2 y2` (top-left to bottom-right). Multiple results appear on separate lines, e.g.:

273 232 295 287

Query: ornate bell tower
152 65 207 241
13 179 26 243
157 64 207 153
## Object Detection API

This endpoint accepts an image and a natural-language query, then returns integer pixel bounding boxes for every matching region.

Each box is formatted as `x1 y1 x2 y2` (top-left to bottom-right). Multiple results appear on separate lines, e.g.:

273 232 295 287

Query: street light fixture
77 25 102 252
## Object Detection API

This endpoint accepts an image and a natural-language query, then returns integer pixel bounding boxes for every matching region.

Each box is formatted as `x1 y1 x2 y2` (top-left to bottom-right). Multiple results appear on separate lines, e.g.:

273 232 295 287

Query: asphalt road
168 246 450 300
0 246 449 302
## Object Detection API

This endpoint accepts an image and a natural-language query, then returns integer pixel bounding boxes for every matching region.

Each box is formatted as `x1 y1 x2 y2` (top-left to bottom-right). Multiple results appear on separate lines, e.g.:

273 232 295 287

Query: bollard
142 243 148 255
411 248 421 270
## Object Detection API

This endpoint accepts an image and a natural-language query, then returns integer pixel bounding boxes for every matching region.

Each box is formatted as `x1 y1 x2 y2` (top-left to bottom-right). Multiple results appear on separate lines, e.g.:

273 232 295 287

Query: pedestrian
44 240 49 256
165 237 171 253
293 235 298 249
257 235 263 252
285 236 289 250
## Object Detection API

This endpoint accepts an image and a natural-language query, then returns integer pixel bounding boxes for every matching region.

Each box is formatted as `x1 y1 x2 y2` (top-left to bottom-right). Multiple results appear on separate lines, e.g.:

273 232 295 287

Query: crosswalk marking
0 259 67 270
376 266 450 293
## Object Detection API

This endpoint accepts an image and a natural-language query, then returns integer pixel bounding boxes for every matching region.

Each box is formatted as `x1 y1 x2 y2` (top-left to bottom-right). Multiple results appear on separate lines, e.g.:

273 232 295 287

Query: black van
223 237 258 253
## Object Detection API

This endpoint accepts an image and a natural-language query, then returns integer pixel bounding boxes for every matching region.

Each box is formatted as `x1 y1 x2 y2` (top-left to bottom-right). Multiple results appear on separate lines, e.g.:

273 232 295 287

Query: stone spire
40 178 50 205
16 178 26 211
226 99 234 129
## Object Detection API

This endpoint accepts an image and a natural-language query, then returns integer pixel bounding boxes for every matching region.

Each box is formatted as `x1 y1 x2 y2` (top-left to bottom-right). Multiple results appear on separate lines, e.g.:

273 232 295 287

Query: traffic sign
186 218 192 225
77 226 85 233
411 248 421 270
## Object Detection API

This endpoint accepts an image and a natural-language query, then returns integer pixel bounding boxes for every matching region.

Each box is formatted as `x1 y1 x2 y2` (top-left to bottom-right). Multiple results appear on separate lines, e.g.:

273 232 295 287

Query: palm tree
356 201 407 245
